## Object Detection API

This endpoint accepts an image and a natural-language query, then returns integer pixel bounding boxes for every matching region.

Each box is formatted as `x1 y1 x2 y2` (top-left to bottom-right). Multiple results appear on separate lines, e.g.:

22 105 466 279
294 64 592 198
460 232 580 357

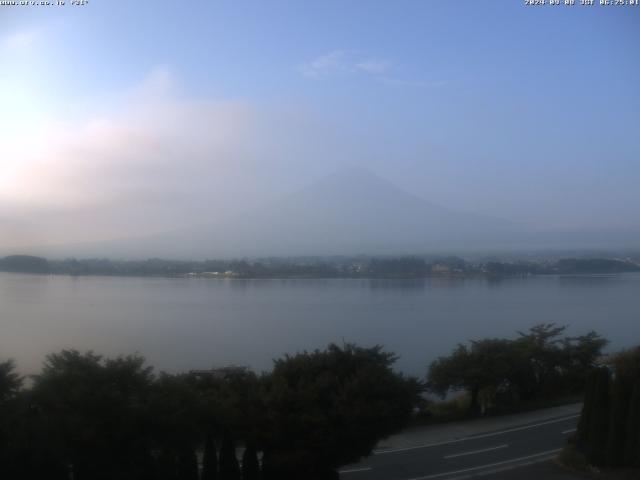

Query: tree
261 343 422 478
157 449 179 480
514 323 567 399
611 346 640 381
219 430 241 480
368 257 428 277
0 359 22 403
29 350 155 479
428 324 608 415
427 344 471 399
147 373 202 459
624 380 640 466
191 368 265 444
241 443 260 480
177 447 199 480
586 367 610 466
0 255 50 273
575 346 640 468
577 369 598 448
429 340 511 414
560 331 608 393
0 359 28 479
201 433 218 480
613 347 640 467
606 375 633 466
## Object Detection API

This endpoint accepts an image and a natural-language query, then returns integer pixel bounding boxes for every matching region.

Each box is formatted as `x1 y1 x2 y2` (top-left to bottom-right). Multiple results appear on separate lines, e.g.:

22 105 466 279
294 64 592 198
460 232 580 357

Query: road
339 412 579 480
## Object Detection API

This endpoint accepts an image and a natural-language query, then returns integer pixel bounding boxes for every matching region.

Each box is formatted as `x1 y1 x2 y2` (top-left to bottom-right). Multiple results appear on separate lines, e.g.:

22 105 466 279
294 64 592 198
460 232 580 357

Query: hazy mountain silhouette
217 166 523 256
17 167 640 259
48 167 522 258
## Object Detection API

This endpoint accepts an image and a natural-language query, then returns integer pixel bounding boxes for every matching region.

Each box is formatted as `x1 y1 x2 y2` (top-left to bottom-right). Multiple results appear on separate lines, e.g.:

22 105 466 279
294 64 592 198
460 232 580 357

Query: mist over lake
3 271 639 377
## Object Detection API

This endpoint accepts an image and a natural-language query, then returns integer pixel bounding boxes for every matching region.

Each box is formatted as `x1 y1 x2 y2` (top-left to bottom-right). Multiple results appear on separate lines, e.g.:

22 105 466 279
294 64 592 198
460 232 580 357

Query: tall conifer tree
202 434 219 480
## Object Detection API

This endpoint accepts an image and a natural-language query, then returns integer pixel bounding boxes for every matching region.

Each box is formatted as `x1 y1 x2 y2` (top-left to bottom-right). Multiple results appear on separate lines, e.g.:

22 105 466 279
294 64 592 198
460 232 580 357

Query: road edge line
405 448 562 480
374 414 579 455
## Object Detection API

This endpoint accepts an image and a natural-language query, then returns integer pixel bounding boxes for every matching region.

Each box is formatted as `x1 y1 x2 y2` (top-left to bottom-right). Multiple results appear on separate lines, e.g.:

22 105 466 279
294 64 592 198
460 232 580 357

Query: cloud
1 73 253 210
300 50 391 78
0 67 266 246
299 51 438 88
2 29 39 50
355 60 391 75
0 67 365 249
299 50 350 77
378 77 447 88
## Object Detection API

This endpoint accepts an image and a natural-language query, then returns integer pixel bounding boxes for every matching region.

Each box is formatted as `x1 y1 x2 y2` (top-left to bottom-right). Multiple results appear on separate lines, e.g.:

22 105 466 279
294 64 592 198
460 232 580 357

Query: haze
1 1 639 258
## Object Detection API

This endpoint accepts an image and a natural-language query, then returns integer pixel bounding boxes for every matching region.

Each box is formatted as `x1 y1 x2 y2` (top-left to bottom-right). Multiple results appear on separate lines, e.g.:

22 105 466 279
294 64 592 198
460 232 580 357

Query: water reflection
0 272 638 377
556 274 620 288
367 278 426 291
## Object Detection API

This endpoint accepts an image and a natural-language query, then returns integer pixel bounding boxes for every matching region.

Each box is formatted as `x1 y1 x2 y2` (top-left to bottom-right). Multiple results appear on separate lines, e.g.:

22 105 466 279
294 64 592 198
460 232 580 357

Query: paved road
339 412 579 480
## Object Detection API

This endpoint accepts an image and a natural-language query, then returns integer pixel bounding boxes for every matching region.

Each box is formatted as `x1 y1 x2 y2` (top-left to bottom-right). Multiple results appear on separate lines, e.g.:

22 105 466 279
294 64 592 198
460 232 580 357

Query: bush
557 444 590 472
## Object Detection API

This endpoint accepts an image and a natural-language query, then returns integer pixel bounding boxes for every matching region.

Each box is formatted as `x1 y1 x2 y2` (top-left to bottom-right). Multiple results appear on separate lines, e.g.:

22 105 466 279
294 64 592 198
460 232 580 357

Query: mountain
215 167 523 256
21 167 640 259
48 167 522 258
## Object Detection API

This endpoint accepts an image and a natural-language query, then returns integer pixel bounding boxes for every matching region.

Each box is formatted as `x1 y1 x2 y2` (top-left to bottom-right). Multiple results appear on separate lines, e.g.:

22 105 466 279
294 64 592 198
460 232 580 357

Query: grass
557 444 591 473
411 393 471 425
410 392 584 427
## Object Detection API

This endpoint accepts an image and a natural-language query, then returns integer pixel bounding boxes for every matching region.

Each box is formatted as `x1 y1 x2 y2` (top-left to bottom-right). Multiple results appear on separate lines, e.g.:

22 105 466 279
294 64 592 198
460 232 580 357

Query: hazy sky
1 1 639 251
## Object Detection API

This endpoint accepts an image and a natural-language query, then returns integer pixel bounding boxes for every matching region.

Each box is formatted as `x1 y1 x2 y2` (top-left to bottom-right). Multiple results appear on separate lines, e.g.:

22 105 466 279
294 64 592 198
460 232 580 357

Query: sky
0 1 639 252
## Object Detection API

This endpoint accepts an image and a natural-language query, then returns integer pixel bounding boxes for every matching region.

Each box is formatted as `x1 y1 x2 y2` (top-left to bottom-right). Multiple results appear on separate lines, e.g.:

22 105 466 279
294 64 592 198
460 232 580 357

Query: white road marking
405 448 562 480
338 467 372 474
374 414 579 455
443 444 508 459
562 428 577 434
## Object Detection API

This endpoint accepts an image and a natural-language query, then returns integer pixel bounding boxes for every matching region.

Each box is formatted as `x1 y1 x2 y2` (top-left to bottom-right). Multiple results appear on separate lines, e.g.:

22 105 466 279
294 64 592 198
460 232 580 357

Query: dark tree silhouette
260 343 422 478
219 430 241 480
0 255 50 273
606 375 632 466
177 447 199 480
157 449 179 480
28 351 155 479
575 347 640 468
0 359 22 402
625 380 640 466
428 324 607 415
241 443 260 480
586 367 610 465
428 339 516 415
577 369 598 448
202 433 219 480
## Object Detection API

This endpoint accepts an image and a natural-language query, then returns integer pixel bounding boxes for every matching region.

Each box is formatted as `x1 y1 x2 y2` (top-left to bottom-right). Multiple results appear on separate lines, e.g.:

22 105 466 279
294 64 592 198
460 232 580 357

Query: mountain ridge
8 168 640 259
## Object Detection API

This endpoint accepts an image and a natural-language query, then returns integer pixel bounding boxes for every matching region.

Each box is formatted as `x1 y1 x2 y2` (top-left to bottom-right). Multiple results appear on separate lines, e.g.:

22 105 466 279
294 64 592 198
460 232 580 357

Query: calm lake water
1 272 639 377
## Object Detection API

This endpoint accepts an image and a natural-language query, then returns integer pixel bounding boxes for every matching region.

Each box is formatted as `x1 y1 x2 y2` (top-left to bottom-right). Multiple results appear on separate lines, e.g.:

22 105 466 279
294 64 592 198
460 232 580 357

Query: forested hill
0 255 50 273
1 255 638 278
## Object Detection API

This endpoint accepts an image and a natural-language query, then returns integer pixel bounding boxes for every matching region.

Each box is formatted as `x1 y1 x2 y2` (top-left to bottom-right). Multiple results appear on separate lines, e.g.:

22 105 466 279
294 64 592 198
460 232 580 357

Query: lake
1 272 639 377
